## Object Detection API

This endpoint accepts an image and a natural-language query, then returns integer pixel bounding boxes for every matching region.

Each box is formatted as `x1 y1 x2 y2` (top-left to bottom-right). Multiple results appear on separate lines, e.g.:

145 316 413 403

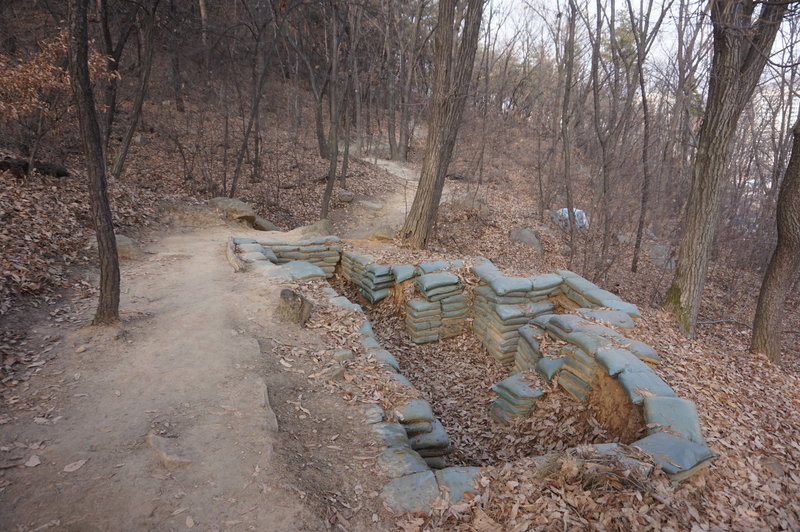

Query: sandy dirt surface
0 210 392 531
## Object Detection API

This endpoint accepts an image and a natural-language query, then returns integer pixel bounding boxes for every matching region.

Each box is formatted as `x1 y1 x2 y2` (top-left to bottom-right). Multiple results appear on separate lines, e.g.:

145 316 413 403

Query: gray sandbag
559 370 592 402
233 237 258 245
617 367 677 404
599 299 642 317
361 287 390 303
389 373 414 388
492 373 545 402
563 287 594 308
518 325 545 351
532 314 558 328
381 471 440 514
617 338 661 364
410 333 438 344
564 331 612 355
365 263 392 277
370 349 400 371
548 314 591 334
409 419 450 451
240 251 269 263
403 421 434 436
472 261 502 283
631 432 716 481
488 276 533 296
595 348 647 376
435 467 482 504
283 260 326 279
407 299 441 314
392 264 417 283
417 260 451 274
530 273 564 291
372 422 410 448
474 285 529 304
536 356 565 380
492 396 535 416
577 308 636 329
378 447 430 478
564 276 599 295
643 396 705 444
490 403 514 424
395 399 435 424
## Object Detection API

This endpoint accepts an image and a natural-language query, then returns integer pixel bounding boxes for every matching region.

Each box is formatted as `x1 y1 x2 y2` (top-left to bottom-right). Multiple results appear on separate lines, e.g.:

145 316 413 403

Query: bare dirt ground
0 208 393 531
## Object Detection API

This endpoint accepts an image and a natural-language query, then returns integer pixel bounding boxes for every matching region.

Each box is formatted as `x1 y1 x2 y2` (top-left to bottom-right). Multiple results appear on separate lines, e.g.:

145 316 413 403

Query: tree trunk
665 0 787 335
321 6 341 219
68 0 120 325
398 0 483 248
751 118 800 363
385 0 398 159
111 0 160 179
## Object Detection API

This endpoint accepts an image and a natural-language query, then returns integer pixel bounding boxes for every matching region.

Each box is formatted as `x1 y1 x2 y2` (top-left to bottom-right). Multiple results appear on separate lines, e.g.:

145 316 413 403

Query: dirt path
332 154 454 241
0 213 390 531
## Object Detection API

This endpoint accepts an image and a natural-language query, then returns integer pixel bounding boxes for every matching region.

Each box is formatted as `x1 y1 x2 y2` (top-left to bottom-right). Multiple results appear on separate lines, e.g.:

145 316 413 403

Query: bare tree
399 0 485 248
751 117 800 363
665 0 789 336
68 0 120 324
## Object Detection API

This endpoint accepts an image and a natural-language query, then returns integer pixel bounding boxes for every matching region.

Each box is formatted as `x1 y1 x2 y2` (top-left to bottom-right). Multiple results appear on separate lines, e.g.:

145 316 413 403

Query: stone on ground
253 216 279 231
274 289 312 325
381 470 440 514
509 226 543 254
210 197 256 223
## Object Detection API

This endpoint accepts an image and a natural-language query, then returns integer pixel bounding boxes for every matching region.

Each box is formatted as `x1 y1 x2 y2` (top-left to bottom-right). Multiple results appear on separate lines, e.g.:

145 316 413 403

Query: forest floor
1 145 799 531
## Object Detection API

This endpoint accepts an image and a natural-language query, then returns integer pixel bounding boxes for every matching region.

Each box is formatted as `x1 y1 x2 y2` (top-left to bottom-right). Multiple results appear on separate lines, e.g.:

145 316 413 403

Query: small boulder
116 234 144 260
357 198 384 211
297 219 333 236
339 190 356 203
509 226 542 254
210 197 256 224
253 216 279 231
274 289 313 325
448 193 492 216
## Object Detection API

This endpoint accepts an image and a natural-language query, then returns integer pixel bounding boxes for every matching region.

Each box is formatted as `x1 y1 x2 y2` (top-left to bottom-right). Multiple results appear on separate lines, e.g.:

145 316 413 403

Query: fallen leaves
63 459 86 472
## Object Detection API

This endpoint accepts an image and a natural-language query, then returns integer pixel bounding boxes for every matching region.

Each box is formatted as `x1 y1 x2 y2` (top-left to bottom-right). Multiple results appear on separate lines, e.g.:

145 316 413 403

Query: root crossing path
0 217 389 531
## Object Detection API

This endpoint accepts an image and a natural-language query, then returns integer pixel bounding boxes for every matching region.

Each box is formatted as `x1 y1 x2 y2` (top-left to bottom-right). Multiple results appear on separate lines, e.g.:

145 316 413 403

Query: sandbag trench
228 237 717 484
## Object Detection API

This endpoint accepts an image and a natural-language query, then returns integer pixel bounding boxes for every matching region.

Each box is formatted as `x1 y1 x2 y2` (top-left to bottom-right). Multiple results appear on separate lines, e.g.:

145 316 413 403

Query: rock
274 289 312 325
357 199 384 210
509 227 543 254
133 133 146 145
368 225 396 241
297 219 333 236
146 433 192 471
116 234 144 260
363 405 385 424
210 197 256 223
381 471 440 514
448 193 492 216
339 190 356 202
372 422 410 448
253 216 279 231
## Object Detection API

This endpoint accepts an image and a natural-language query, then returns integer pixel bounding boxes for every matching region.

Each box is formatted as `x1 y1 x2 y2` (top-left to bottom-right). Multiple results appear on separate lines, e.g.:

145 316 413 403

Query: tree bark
399 0 484 248
665 0 787 336
68 0 120 325
751 118 800 363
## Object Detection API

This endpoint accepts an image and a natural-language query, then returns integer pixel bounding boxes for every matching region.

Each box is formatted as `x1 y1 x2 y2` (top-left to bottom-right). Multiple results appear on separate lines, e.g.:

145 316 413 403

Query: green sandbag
407 298 441 312
564 275 598 294
530 273 564 291
371 349 400 371
392 264 417 283
492 372 545 402
518 325 544 352
595 348 647 376
488 276 532 296
395 399 435 423
563 287 593 308
643 396 705 444
378 447 430 478
490 403 514 425
578 308 635 329
617 367 676 404
617 338 660 364
435 467 482 504
283 260 326 279
492 396 535 416
548 314 591 334
409 419 450 450
372 422 410 448
416 272 459 293
365 263 392 276
631 432 716 481
559 370 592 402
417 260 451 274
403 421 434 436
564 331 612 355
532 314 558 328
536 356 565 380
472 261 502 283
599 299 641 317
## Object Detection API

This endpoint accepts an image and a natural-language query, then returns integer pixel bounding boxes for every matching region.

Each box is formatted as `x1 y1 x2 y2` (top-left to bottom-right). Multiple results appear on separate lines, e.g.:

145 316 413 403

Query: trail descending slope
0 218 380 530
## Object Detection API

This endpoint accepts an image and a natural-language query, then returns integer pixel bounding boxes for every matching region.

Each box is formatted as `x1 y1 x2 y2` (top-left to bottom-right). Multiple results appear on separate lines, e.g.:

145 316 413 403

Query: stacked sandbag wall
257 236 342 278
405 272 468 344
